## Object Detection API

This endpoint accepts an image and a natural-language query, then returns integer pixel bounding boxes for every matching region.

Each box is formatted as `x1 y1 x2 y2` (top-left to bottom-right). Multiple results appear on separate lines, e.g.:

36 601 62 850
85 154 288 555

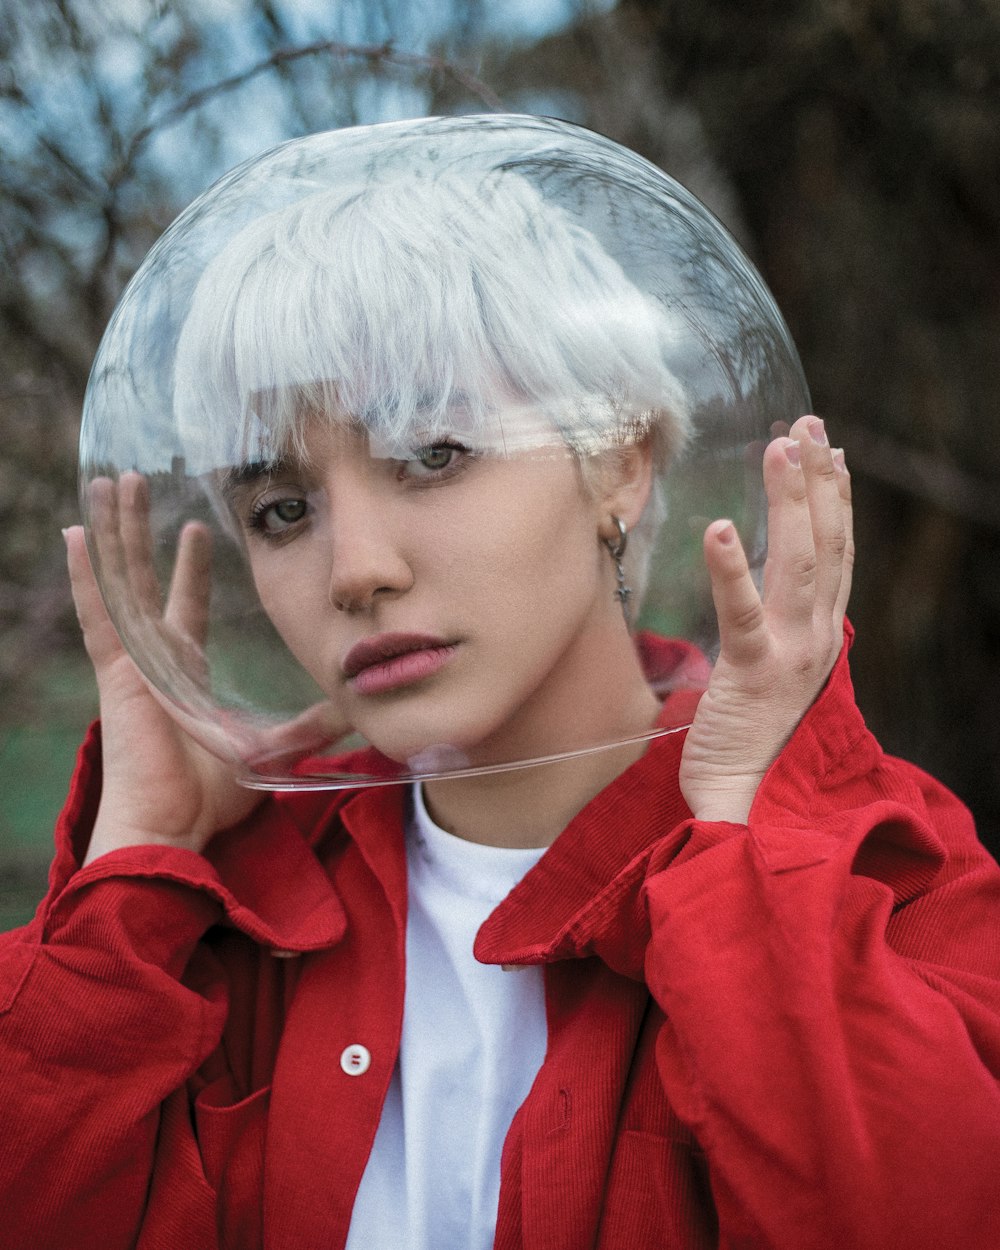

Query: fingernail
807 416 827 445
713 519 736 545
61 528 70 543
784 440 802 467
832 448 847 473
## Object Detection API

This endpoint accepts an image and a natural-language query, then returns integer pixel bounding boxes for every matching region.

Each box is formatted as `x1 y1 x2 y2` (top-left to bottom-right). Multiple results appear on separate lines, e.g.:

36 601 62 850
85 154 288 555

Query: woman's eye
402 442 470 479
272 498 307 525
250 496 308 535
415 444 456 471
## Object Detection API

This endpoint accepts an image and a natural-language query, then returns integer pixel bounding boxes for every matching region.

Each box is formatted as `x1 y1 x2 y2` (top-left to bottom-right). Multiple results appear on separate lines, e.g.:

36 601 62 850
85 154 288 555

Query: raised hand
69 472 264 863
678 414 854 824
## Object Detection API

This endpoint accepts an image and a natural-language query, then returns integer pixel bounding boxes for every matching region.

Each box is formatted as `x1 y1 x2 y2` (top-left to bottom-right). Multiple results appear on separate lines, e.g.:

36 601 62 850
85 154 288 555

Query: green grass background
0 659 95 932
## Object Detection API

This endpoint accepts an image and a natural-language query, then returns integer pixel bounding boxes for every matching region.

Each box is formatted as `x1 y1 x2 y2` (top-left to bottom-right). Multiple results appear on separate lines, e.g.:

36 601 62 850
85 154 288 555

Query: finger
65 524 126 670
86 476 141 645
118 472 164 617
787 414 847 617
703 518 769 666
164 521 213 644
831 447 854 623
87 475 125 589
760 437 816 628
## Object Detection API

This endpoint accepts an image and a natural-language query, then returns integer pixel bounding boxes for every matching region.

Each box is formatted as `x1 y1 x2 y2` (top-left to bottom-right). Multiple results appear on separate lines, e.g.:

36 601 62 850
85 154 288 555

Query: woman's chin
359 714 510 776
356 714 480 774
399 742 475 774
352 687 568 776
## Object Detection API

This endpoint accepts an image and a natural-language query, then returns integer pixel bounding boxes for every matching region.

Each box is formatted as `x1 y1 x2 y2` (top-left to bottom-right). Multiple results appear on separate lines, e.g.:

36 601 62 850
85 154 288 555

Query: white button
340 1043 371 1076
271 949 301 959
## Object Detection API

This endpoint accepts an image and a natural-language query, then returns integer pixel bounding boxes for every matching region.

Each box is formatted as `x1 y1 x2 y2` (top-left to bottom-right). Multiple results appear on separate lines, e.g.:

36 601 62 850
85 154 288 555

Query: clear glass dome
79 114 810 789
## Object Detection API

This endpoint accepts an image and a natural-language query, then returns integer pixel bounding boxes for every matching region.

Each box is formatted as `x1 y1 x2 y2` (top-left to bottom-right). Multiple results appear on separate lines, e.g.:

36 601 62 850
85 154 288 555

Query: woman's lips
342 633 458 696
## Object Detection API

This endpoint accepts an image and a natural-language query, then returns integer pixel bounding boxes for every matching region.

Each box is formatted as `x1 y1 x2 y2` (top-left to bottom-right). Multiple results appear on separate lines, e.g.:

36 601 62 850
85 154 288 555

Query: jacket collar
473 727 692 980
317 729 693 983
322 636 706 981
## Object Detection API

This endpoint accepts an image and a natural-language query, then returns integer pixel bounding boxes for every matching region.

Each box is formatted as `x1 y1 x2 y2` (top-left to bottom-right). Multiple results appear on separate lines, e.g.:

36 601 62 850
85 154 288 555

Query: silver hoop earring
604 515 633 625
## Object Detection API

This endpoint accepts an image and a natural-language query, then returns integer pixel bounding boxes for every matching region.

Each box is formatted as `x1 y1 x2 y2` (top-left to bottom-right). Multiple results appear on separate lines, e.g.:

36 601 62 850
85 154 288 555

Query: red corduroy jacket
1 639 999 1250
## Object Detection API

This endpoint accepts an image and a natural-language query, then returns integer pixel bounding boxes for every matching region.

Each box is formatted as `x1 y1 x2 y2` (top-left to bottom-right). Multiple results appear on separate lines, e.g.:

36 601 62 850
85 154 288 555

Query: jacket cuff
748 623 881 826
40 722 347 957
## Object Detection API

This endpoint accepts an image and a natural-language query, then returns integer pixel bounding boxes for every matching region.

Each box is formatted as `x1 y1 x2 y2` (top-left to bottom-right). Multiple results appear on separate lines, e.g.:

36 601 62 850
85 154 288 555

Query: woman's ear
595 439 654 535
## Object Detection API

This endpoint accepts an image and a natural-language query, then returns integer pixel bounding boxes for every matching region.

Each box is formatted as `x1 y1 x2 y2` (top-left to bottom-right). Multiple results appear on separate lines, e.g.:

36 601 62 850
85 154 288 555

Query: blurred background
2 0 998 928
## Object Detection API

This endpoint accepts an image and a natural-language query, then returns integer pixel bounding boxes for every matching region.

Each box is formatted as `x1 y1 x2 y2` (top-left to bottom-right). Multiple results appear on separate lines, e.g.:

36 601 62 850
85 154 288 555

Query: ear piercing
605 515 633 625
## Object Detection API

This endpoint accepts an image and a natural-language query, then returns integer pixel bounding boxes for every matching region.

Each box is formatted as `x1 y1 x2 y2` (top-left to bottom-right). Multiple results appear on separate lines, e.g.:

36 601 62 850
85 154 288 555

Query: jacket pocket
138 1086 223 1250
194 1081 271 1250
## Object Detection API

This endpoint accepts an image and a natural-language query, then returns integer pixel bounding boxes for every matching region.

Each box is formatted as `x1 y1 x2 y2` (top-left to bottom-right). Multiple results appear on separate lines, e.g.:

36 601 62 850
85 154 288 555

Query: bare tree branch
118 39 505 179
836 423 1000 532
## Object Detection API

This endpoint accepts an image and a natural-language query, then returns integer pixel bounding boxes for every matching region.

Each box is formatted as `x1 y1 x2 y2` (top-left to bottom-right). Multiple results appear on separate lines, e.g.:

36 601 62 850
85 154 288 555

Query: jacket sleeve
0 726 236 1250
643 648 1000 1250
0 725 348 1250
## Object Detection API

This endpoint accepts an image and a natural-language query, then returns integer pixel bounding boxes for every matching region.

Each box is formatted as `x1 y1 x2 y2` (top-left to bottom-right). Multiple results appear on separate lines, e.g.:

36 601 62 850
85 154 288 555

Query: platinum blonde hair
174 169 690 598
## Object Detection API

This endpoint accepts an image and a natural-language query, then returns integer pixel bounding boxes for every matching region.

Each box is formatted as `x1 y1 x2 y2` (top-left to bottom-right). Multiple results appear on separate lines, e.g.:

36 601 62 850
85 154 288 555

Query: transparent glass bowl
79 114 810 789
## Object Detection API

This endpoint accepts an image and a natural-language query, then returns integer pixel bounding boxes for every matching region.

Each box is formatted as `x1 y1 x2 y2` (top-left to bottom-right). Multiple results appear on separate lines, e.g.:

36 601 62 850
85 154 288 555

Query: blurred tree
637 0 1000 851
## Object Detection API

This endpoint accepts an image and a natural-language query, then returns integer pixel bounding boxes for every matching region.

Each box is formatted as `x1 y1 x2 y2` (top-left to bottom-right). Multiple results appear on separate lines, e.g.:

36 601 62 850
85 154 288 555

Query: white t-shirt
345 784 549 1249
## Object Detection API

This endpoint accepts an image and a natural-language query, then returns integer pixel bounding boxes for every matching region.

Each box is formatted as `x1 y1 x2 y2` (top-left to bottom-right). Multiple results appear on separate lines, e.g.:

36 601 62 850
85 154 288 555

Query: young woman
2 125 999 1250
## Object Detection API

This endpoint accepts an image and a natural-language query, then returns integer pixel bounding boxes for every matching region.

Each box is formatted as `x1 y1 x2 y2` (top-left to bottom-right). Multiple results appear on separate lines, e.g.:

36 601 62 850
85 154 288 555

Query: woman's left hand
678 414 854 824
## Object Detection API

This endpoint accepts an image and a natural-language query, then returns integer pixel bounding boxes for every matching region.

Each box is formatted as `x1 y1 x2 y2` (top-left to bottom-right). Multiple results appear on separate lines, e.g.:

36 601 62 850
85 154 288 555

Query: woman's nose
323 477 414 613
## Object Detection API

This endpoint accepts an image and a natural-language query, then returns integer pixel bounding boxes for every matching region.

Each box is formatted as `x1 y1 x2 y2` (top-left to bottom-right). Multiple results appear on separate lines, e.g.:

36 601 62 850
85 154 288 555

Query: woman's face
227 417 646 769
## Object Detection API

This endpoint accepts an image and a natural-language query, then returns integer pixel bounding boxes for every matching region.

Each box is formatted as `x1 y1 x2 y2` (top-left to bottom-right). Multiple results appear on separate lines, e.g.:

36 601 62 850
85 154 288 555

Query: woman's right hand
67 474 263 865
